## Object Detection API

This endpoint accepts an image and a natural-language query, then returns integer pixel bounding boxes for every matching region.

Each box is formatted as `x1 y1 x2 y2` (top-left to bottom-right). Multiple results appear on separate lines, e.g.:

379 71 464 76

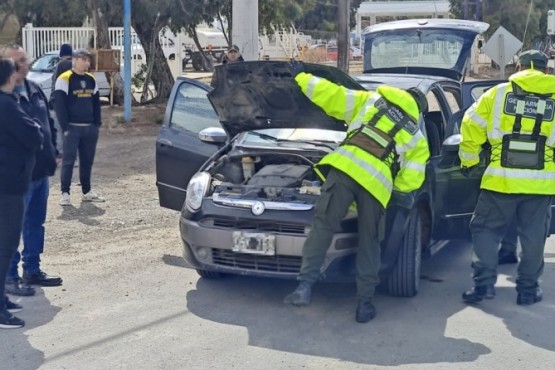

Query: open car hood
208 61 366 138
362 19 489 81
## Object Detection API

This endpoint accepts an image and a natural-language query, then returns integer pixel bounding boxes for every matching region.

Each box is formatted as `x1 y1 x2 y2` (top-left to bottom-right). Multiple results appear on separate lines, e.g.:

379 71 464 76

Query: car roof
363 18 489 35
354 73 455 93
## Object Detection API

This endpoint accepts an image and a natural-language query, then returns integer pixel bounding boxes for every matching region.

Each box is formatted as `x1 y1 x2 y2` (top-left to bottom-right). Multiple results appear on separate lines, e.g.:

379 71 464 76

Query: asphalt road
1 120 555 369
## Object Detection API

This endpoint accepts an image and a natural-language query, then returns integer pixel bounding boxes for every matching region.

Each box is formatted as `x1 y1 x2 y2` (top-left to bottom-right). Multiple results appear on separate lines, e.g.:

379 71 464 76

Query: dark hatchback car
156 19 555 298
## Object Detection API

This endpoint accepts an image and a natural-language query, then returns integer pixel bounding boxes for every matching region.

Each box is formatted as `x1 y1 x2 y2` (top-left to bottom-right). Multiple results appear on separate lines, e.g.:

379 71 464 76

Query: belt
69 122 93 127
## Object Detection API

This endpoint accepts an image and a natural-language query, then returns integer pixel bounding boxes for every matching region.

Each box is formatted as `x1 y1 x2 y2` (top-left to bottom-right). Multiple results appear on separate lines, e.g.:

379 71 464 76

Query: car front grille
202 217 306 235
211 248 302 273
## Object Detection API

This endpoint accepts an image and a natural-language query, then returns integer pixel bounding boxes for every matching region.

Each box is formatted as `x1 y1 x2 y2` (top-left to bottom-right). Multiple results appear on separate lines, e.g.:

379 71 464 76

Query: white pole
232 0 259 61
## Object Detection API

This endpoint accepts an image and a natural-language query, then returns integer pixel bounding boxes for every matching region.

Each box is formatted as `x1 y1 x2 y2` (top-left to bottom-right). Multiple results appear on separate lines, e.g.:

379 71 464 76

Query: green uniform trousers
298 168 385 301
470 189 551 294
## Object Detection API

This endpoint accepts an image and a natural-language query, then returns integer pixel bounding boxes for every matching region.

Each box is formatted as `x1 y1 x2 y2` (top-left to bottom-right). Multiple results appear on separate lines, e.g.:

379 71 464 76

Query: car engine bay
206 151 323 204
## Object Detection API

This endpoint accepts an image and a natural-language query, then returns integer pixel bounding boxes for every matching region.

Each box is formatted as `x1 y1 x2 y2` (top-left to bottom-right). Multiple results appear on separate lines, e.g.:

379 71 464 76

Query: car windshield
365 30 465 71
242 128 345 149
30 54 59 72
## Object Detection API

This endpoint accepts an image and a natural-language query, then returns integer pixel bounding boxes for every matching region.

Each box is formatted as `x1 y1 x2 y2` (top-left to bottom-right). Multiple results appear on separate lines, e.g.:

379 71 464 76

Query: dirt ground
44 104 174 254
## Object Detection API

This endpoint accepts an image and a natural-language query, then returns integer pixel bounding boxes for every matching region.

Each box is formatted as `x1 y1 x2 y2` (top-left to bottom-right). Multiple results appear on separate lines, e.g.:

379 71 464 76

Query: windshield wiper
248 131 336 151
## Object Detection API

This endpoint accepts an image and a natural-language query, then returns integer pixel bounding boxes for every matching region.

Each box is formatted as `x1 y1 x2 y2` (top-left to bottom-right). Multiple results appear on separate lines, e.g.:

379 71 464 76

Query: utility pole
337 0 350 72
232 0 259 61
123 0 131 122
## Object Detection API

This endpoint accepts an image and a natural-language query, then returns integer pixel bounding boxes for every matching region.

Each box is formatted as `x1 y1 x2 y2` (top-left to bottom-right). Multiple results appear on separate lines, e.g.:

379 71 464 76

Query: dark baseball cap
518 50 548 69
72 48 93 59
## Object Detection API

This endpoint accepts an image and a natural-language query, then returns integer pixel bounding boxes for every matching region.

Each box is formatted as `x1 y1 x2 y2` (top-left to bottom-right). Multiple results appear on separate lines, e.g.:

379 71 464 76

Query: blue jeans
8 177 49 279
61 124 99 194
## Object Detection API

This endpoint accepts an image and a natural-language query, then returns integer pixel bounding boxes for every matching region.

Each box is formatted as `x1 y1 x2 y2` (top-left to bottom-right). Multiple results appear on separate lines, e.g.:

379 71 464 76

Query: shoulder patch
385 104 419 135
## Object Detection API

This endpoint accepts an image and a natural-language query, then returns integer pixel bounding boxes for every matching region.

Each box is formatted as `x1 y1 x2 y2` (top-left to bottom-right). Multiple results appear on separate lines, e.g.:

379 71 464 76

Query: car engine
206 153 322 203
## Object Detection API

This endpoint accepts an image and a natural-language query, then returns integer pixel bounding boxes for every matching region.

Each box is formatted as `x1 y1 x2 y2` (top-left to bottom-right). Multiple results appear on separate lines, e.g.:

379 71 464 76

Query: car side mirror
443 134 462 152
199 127 227 144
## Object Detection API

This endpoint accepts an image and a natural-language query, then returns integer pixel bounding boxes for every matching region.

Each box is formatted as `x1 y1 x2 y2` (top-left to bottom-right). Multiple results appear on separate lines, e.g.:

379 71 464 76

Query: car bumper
179 215 359 281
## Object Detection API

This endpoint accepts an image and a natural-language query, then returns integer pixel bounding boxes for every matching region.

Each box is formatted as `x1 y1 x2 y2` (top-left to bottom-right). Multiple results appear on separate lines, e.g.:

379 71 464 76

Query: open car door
156 78 224 211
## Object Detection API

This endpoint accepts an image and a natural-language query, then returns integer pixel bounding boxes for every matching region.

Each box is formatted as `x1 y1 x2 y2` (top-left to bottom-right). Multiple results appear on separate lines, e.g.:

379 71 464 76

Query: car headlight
185 172 211 212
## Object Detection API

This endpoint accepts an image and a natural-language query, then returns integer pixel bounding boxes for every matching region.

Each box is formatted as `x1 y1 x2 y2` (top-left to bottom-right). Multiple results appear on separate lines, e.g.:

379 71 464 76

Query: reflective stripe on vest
484 166 555 180
466 109 488 129
490 83 510 140
335 147 393 193
459 150 480 162
401 160 426 173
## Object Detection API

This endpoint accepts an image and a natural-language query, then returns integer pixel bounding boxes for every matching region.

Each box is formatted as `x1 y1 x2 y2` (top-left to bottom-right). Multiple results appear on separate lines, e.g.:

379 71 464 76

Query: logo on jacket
504 93 555 121
80 80 87 89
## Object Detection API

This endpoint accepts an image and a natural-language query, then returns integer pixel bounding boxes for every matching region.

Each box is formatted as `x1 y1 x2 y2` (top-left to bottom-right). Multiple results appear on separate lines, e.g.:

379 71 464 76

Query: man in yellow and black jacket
53 49 104 207
283 62 430 323
459 50 555 306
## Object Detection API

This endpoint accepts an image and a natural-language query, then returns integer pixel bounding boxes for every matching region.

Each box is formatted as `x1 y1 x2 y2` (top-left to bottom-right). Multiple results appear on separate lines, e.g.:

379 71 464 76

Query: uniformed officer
283 62 430 323
459 50 555 306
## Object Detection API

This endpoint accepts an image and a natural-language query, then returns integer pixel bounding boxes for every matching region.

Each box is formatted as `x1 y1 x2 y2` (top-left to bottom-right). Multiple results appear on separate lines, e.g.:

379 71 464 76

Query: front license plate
232 232 275 255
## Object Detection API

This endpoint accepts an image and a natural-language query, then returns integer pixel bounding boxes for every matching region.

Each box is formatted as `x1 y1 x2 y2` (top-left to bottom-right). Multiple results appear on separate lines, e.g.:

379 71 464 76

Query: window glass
443 89 461 114
30 54 59 73
170 83 220 133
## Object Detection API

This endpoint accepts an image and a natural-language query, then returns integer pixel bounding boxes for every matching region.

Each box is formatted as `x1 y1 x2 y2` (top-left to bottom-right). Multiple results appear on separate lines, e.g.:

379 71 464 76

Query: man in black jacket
3 45 63 296
0 57 43 328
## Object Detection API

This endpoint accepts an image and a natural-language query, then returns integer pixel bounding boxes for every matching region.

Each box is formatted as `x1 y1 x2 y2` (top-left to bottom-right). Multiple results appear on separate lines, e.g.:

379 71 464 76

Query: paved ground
1 110 555 369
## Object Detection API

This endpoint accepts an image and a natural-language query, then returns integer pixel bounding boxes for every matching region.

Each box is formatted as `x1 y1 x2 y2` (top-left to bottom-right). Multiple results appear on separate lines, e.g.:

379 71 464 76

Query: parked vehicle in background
27 52 111 101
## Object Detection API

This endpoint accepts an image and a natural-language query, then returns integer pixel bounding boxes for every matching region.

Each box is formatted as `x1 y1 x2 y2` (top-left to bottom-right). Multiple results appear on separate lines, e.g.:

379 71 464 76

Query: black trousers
470 189 551 294
299 168 385 300
60 124 99 194
0 194 25 311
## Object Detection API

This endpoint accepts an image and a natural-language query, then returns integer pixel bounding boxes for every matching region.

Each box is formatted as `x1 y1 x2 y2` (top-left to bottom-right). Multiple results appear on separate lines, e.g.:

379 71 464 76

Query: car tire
196 269 224 279
387 208 422 297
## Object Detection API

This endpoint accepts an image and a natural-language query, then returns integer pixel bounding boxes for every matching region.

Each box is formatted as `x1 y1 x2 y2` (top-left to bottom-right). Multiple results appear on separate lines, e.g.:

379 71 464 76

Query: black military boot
517 287 543 306
283 281 312 306
462 284 496 304
355 300 376 323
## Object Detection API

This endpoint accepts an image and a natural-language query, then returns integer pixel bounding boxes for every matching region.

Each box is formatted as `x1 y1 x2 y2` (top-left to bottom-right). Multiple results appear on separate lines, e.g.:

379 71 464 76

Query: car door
156 78 224 211
431 80 501 240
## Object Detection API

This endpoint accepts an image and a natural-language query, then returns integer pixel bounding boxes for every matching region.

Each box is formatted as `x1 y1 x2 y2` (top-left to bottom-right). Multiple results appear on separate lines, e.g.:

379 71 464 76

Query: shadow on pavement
185 240 492 366
2 289 61 370
57 202 106 226
477 259 555 352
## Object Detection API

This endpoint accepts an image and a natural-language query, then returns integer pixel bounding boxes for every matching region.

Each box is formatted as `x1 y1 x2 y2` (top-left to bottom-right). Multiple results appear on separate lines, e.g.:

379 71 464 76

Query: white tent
355 1 451 40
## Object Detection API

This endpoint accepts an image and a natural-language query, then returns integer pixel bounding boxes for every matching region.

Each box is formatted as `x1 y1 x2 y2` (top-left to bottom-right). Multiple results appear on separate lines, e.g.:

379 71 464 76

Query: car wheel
387 208 422 297
196 269 224 279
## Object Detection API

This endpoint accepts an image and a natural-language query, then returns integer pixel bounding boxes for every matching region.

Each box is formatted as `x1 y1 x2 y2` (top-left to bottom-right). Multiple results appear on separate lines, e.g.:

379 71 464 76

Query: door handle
158 138 174 147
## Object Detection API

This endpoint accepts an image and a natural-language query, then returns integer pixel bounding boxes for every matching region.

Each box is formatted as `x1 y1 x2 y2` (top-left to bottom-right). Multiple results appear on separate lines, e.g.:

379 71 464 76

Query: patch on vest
384 105 418 135
503 93 555 121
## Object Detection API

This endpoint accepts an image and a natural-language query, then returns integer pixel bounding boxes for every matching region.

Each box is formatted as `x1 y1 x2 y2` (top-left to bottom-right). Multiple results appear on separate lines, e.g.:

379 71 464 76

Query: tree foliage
449 0 554 49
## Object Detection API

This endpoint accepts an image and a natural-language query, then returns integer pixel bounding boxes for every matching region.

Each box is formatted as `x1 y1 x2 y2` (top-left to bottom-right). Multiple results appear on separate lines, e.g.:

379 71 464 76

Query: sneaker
5 278 35 296
0 309 25 329
82 190 105 202
5 298 22 313
60 192 71 206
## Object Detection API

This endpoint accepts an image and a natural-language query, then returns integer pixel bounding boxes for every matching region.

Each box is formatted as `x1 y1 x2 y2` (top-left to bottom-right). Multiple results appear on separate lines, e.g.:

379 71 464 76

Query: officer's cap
518 50 548 69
